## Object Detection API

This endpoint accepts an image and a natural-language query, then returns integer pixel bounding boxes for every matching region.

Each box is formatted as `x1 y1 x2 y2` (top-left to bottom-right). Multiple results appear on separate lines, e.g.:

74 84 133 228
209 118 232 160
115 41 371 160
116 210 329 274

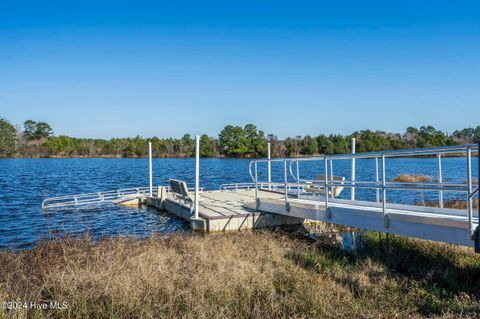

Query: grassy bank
1 231 479 318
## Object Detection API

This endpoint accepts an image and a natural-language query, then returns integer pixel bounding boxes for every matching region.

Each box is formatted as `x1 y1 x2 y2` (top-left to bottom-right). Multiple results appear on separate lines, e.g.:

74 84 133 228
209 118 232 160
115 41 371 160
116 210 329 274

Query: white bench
169 179 194 211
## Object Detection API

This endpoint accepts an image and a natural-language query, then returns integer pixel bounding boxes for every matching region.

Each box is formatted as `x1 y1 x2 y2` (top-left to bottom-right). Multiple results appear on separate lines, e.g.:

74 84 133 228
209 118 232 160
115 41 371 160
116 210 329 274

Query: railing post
296 160 300 198
467 147 473 236
284 159 289 211
148 142 153 197
324 158 329 208
477 143 480 251
329 159 333 198
194 135 200 219
375 157 380 203
267 142 271 190
382 154 389 227
255 161 259 210
437 153 443 208
351 138 356 201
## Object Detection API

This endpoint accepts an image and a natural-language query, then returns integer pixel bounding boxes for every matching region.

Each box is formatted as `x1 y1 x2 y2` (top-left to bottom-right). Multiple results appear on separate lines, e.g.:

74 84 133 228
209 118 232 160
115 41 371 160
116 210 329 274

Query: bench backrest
169 179 192 203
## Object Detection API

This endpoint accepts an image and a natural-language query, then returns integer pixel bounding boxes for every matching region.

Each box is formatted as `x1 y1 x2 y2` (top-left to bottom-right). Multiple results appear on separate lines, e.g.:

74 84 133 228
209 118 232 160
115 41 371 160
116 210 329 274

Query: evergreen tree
218 125 249 156
180 134 194 157
301 135 318 155
200 135 215 157
23 120 53 140
0 117 17 157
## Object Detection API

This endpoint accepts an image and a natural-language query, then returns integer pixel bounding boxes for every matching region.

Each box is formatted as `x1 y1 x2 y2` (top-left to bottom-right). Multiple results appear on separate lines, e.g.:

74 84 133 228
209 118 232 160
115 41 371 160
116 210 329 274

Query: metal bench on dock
168 179 194 212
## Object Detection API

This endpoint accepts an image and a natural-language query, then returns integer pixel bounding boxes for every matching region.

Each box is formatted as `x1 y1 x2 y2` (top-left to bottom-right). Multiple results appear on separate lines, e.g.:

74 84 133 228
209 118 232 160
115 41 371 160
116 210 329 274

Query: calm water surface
0 157 478 250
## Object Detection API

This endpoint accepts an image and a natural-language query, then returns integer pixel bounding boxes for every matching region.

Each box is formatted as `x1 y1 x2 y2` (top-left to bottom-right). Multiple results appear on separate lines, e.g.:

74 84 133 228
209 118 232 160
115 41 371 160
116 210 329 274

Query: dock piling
149 142 153 197
194 135 200 220
267 142 271 190
351 138 356 200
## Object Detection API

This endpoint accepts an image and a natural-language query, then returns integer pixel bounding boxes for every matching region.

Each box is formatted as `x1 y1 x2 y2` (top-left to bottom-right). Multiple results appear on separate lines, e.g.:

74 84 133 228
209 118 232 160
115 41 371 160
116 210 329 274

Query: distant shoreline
2 118 479 160
0 155 266 159
1 152 474 159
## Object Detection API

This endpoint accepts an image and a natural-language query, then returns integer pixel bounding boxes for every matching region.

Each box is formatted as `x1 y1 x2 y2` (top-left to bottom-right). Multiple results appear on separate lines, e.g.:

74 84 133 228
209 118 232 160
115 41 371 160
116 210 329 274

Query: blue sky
1 1 479 138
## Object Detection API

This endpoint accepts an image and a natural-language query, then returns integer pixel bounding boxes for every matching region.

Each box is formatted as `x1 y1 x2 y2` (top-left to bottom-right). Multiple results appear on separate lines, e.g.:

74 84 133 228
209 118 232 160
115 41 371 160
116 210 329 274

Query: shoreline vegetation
1 117 479 159
1 231 479 318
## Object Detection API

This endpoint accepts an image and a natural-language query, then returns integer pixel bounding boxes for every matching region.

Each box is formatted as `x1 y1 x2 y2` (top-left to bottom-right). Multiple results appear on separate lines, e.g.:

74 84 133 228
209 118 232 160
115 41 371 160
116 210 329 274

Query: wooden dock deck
147 189 304 232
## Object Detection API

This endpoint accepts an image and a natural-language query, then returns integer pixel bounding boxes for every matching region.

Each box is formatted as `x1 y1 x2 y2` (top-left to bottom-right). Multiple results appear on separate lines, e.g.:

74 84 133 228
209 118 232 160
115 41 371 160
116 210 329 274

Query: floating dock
147 188 304 231
145 143 479 251
42 143 480 252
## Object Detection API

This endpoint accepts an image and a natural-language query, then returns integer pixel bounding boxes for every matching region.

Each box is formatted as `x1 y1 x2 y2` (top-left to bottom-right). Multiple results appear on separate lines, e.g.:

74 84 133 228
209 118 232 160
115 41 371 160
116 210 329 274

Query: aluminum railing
220 182 260 191
219 182 305 196
42 186 154 210
249 144 479 237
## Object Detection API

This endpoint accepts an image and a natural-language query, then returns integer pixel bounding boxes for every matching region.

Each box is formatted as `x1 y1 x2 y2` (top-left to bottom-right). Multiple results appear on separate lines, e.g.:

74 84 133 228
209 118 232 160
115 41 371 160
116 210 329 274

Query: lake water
0 157 478 250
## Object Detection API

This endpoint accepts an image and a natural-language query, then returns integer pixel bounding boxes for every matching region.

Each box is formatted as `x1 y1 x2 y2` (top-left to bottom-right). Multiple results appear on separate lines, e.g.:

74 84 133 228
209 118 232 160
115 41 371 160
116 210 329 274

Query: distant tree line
0 116 479 158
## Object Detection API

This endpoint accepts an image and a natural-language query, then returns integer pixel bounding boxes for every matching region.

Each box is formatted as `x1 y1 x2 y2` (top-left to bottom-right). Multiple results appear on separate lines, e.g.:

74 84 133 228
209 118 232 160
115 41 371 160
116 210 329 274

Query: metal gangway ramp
42 186 153 210
249 144 480 252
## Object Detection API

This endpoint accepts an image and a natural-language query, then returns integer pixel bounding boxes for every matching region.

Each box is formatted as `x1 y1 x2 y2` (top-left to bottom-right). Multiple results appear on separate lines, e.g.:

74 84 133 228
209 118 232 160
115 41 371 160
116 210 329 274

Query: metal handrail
220 182 258 191
42 186 154 209
299 180 469 192
293 144 477 162
248 158 287 182
267 144 480 184
42 186 150 201
251 145 478 185
249 144 479 238
219 182 301 192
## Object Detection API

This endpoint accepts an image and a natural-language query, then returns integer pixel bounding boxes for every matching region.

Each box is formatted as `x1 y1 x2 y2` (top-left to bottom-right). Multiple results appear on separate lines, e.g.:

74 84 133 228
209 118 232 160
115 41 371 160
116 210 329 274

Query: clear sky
1 1 479 138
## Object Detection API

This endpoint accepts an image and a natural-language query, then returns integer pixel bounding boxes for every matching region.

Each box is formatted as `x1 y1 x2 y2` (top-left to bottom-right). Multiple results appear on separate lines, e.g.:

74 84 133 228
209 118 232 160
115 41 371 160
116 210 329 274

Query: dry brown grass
0 231 479 318
394 174 432 183
421 198 479 210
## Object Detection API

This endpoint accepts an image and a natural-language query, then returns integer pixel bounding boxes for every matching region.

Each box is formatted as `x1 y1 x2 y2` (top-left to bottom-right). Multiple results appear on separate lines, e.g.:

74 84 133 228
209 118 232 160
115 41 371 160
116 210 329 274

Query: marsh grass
394 174 432 183
0 231 479 318
420 198 479 210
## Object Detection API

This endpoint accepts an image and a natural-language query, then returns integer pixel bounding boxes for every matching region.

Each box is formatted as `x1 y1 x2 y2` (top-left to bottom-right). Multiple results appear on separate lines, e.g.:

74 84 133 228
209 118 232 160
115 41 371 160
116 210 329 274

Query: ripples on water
0 157 477 250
